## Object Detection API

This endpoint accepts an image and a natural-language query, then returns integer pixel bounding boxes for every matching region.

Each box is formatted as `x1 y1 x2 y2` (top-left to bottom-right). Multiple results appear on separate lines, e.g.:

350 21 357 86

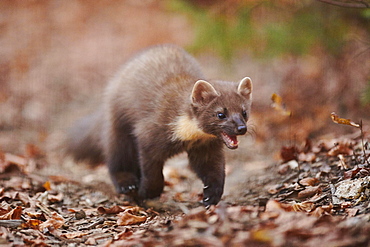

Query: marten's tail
65 110 105 165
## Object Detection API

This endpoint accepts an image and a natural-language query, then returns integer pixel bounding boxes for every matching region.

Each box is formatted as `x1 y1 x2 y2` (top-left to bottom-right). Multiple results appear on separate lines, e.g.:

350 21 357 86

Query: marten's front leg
137 157 165 200
106 122 141 198
187 141 225 208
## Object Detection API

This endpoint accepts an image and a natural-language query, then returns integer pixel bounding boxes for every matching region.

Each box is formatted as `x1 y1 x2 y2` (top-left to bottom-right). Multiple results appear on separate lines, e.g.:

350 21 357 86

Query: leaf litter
1 128 370 246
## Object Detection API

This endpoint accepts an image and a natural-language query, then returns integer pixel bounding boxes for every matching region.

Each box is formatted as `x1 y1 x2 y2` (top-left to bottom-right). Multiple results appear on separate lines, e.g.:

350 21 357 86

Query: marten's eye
217 112 226 120
242 110 248 118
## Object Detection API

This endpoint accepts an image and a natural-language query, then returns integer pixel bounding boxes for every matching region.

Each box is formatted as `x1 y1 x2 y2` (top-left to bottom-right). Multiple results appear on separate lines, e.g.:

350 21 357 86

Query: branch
316 0 370 8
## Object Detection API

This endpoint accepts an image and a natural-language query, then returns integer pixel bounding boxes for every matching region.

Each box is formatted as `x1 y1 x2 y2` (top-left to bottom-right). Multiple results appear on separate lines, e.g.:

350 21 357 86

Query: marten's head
190 77 253 149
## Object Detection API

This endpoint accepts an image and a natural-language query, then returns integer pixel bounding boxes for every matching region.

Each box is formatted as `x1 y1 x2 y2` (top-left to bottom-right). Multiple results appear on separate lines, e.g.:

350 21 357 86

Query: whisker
246 123 256 140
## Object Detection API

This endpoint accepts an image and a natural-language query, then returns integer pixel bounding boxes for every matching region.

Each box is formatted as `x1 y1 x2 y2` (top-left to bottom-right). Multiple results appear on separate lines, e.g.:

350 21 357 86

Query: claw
203 185 209 189
120 185 137 194
130 185 137 190
203 197 210 202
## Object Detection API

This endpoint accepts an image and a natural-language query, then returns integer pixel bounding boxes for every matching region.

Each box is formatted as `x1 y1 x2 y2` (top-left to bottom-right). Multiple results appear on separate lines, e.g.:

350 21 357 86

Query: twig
0 220 23 228
359 120 370 166
78 217 105 231
316 0 370 8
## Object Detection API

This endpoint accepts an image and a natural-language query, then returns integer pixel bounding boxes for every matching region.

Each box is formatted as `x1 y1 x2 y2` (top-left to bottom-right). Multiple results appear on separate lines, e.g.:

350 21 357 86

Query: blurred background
0 0 369 164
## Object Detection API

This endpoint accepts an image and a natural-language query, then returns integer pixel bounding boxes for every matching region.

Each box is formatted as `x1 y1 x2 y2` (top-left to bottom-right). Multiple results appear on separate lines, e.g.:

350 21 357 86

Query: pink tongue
230 135 237 144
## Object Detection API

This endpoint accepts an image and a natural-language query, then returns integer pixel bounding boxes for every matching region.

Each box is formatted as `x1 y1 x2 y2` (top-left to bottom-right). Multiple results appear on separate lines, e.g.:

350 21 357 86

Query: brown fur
66 44 252 207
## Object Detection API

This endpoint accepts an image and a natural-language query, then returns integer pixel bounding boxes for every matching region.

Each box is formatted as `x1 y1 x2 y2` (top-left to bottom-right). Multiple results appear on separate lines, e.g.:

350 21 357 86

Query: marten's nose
236 125 247 135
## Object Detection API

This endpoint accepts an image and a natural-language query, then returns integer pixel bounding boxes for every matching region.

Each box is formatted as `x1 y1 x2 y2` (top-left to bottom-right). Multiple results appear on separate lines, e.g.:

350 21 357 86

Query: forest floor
1 2 370 246
1 130 369 246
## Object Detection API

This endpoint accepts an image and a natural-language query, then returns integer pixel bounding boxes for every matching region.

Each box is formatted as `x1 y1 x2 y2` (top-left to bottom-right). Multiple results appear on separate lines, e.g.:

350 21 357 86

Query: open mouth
221 132 239 149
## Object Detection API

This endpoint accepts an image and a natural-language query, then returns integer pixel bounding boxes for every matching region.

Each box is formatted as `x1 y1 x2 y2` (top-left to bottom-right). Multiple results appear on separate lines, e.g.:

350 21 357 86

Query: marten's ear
237 77 252 99
191 80 219 105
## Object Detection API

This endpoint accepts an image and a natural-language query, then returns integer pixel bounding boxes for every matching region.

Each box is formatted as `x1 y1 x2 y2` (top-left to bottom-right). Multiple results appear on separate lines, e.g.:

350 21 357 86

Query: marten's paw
202 184 223 208
119 185 138 194
113 172 140 197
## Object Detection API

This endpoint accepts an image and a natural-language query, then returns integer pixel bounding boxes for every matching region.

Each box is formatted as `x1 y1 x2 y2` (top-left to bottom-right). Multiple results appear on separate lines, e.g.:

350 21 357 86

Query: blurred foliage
168 0 369 60
362 80 370 105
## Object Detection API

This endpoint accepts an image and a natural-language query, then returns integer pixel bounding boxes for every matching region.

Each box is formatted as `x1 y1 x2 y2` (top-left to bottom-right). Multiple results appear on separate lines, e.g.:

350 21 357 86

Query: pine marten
66 44 253 207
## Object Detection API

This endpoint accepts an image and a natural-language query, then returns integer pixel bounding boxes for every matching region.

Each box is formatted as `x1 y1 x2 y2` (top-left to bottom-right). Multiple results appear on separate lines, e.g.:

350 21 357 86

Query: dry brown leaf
277 163 291 175
265 199 294 212
61 231 88 239
23 238 49 247
0 154 24 174
3 153 27 172
25 144 45 159
330 112 360 128
22 219 43 229
291 202 315 212
0 206 22 220
343 167 367 179
43 181 51 191
39 212 65 231
345 208 359 217
299 177 319 186
250 228 273 243
97 205 125 214
298 152 316 162
271 93 291 116
115 229 134 240
85 237 98 245
25 211 44 220
327 143 353 156
280 145 298 162
117 211 147 226
48 193 64 203
15 192 31 206
298 186 321 199
4 153 27 167
310 204 333 217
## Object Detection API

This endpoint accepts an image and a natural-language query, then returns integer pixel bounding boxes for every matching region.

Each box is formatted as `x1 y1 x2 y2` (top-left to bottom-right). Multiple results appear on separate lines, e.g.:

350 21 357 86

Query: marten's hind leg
105 122 141 198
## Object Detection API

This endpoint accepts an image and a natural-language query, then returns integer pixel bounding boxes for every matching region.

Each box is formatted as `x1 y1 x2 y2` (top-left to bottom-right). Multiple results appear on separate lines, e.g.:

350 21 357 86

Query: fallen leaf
23 237 49 247
43 181 51 191
47 193 63 203
310 204 333 217
5 153 27 167
0 206 22 220
330 112 360 128
327 143 353 156
277 163 291 175
115 229 134 240
97 205 125 214
298 186 321 199
251 228 273 243
299 177 319 186
343 167 369 179
117 211 147 226
298 152 316 162
280 145 298 162
291 202 315 212
61 231 88 239
25 144 45 159
265 199 293 212
271 93 291 116
39 212 65 231
48 175 75 184
345 208 358 217
22 219 43 229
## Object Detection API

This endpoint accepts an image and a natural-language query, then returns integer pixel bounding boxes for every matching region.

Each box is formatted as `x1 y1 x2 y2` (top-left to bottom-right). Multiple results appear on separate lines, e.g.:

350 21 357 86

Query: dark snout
236 125 247 135
232 115 247 135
